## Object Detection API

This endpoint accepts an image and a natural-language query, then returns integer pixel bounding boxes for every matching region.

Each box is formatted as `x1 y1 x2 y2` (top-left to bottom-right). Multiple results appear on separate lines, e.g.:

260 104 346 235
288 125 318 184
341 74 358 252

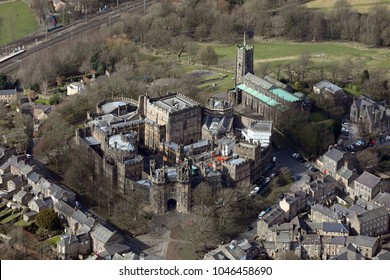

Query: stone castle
75 42 285 214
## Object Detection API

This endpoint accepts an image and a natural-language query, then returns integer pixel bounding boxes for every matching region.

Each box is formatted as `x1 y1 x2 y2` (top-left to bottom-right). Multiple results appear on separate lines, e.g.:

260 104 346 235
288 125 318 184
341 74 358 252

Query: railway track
0 0 155 76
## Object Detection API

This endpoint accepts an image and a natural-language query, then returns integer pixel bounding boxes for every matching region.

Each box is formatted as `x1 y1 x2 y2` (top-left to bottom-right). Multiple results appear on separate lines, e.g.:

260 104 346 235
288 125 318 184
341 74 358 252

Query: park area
0 0 38 46
305 0 390 13
211 39 390 70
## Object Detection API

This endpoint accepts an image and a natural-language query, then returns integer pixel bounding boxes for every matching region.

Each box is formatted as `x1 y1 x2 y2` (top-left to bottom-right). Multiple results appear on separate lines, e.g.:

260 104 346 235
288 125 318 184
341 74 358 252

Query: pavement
136 211 197 259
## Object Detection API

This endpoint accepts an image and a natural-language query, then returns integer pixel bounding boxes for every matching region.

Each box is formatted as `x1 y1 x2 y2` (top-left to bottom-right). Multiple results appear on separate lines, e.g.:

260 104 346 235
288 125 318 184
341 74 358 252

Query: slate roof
100 243 132 258
301 234 321 245
336 166 353 180
71 209 95 229
357 207 389 224
372 191 390 209
29 197 53 209
323 148 344 162
244 73 274 90
347 235 378 248
0 89 18 95
332 243 364 260
55 200 75 218
208 250 229 260
90 223 117 244
26 171 40 184
48 183 65 199
355 171 380 189
20 164 33 176
373 250 390 260
322 222 349 234
226 243 247 260
312 203 339 219
14 190 31 202
314 80 343 94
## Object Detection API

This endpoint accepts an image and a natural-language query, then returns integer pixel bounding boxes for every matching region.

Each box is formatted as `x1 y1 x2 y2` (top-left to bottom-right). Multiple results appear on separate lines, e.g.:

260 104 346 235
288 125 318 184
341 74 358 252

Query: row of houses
0 148 146 260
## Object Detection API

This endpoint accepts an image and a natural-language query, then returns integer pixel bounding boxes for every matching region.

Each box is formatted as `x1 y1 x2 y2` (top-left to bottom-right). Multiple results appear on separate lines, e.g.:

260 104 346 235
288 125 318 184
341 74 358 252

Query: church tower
235 33 254 86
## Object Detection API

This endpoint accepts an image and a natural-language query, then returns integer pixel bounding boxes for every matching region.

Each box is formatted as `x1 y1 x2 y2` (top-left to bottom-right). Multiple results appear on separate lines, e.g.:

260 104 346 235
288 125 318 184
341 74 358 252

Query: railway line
0 0 155 76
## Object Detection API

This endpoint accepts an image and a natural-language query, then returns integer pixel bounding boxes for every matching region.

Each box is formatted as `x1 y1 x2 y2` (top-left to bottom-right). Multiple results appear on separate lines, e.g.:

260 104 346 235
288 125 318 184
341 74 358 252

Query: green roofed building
228 39 302 127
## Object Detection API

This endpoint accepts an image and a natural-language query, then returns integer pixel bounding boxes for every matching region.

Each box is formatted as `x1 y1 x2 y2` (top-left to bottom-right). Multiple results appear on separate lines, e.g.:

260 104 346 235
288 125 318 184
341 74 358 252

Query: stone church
228 39 303 127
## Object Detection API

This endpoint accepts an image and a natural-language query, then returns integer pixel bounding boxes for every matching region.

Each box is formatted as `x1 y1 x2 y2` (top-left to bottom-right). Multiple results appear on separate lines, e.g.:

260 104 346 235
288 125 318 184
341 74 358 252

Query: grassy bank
0 0 38 46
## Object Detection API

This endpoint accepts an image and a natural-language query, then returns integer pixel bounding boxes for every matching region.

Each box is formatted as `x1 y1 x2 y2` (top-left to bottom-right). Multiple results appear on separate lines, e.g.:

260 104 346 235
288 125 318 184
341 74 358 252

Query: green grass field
0 0 38 46
305 0 390 13
210 39 390 71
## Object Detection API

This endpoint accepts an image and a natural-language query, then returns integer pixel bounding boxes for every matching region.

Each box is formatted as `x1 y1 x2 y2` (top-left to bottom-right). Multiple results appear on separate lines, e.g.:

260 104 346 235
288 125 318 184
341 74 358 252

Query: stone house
13 190 33 205
28 197 53 213
204 240 258 260
313 80 345 100
372 191 390 211
321 148 344 177
310 204 342 223
7 176 26 193
332 243 365 260
57 233 91 260
350 206 389 237
70 209 96 235
26 171 40 189
279 191 306 221
350 96 390 134
307 176 337 205
319 222 350 236
257 206 285 239
301 234 321 259
0 88 19 103
23 211 37 222
321 236 346 259
33 177 51 196
54 200 76 227
346 235 380 259
90 224 123 255
33 105 53 121
67 82 86 96
352 171 381 202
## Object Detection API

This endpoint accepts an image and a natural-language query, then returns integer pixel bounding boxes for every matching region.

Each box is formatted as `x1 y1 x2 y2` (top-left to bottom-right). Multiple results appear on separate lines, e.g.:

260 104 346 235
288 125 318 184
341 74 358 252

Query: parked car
292 153 299 158
356 139 365 147
258 211 266 218
264 207 272 214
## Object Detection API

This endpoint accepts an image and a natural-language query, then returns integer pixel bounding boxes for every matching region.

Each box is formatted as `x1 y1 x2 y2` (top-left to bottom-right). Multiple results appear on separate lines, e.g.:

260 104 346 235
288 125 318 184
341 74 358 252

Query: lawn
305 0 390 13
213 40 377 61
0 0 38 46
0 208 12 219
42 235 61 246
14 218 33 227
210 39 390 72
1 211 22 224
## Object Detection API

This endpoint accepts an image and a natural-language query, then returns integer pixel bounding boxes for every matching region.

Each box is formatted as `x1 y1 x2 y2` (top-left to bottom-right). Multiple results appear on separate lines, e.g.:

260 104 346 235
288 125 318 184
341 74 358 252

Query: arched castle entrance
167 199 177 211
